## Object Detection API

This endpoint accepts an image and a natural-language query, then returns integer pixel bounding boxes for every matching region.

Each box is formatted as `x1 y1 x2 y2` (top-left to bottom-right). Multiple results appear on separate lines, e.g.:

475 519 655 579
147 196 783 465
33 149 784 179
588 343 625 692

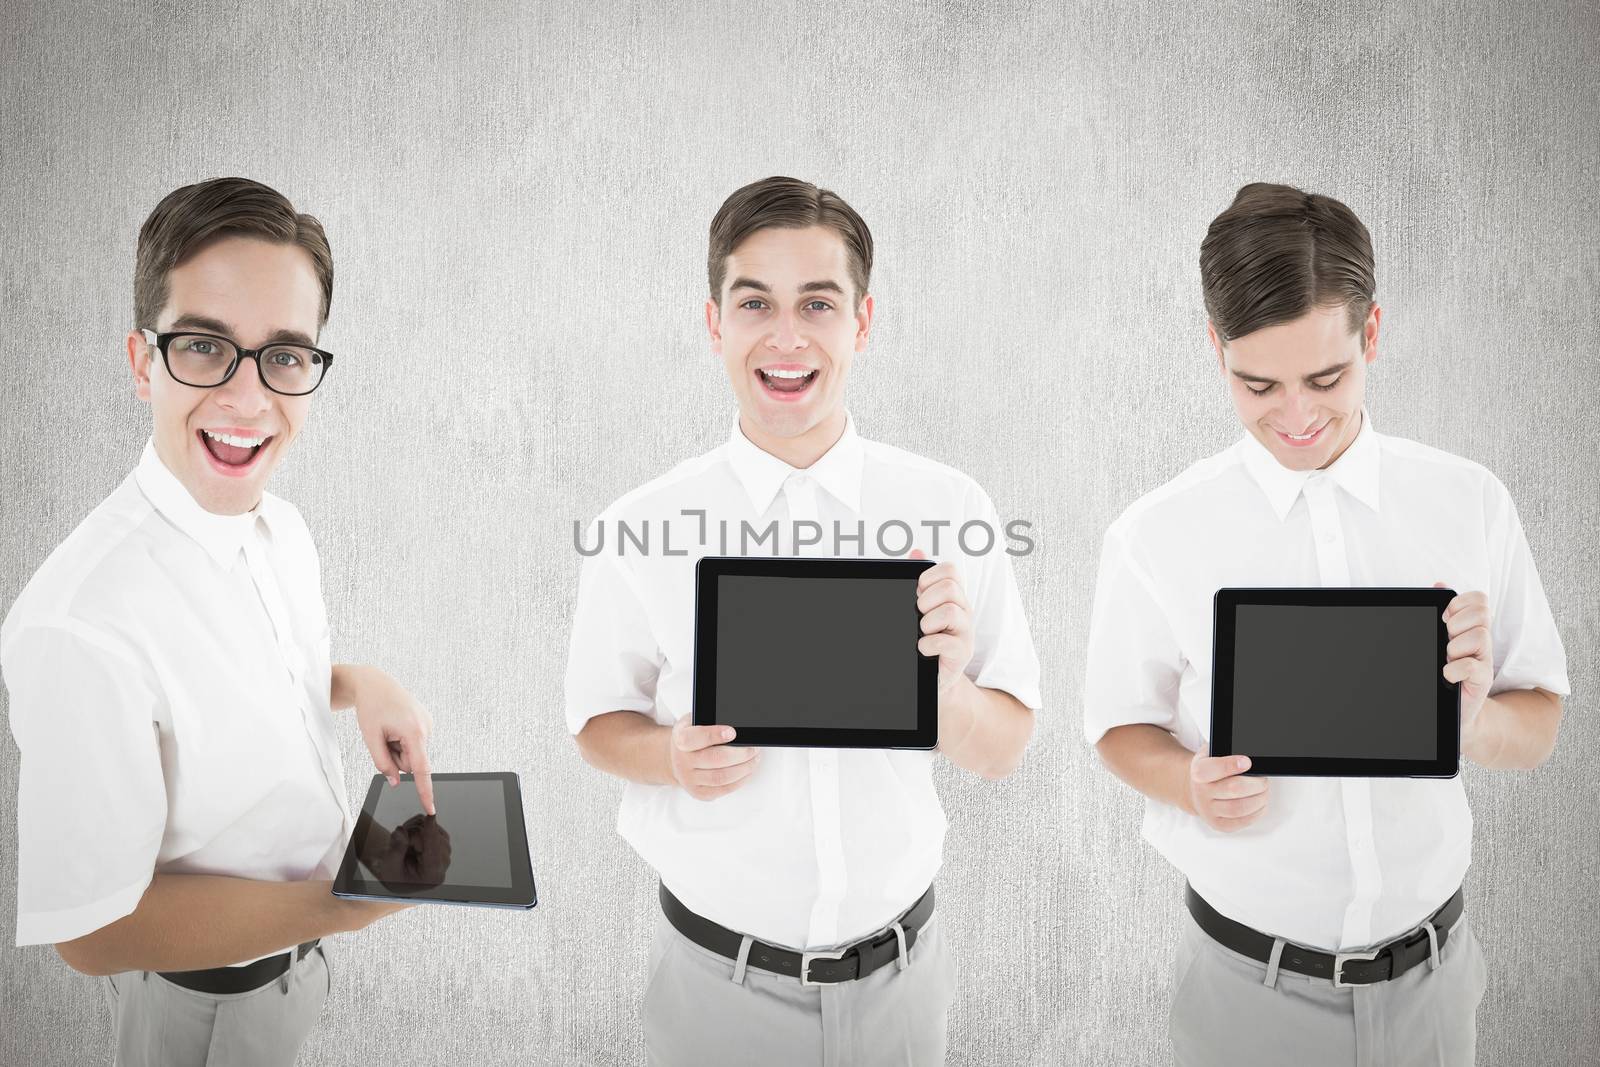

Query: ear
705 297 723 356
1362 304 1381 366
1206 320 1226 375
854 293 874 353
127 329 153 403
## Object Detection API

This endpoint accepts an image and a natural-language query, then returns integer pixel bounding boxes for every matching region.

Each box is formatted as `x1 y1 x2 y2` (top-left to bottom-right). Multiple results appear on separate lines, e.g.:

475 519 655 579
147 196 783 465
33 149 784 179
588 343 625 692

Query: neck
739 408 847 470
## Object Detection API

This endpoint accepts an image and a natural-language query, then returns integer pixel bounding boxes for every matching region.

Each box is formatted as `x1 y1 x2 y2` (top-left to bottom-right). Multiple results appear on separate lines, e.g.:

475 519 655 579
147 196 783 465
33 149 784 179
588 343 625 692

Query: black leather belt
660 882 934 985
158 939 320 995
1186 884 1465 988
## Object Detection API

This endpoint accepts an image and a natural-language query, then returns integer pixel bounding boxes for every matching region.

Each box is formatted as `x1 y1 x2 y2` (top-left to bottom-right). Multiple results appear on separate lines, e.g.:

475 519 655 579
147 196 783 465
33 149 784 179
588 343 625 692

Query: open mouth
755 366 818 399
198 428 272 475
1274 422 1327 448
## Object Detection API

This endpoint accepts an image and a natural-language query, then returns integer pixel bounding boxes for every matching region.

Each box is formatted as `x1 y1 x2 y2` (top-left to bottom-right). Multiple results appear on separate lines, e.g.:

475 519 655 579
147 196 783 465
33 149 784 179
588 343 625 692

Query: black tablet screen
714 574 919 730
356 778 512 888
1232 604 1440 759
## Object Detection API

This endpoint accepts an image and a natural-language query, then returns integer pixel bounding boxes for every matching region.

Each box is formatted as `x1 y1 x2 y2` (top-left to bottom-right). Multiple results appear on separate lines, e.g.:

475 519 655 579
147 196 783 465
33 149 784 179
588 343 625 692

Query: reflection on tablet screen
355 779 513 891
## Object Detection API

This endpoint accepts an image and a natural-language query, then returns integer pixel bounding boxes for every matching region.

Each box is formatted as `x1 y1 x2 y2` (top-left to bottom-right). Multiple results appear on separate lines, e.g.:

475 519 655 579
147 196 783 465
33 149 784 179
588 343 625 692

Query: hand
1437 585 1492 733
910 549 975 699
347 666 436 815
668 717 759 801
1187 749 1268 832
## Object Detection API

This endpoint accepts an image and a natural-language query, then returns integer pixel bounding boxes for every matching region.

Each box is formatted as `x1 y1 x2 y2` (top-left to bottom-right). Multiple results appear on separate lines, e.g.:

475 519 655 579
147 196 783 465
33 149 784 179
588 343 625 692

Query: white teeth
764 369 813 379
1287 429 1318 440
204 429 266 448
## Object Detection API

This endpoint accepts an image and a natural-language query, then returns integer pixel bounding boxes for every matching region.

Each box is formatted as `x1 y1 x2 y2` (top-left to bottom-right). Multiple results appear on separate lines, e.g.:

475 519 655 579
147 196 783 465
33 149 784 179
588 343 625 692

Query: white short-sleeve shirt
3 442 351 952
1083 412 1569 951
565 413 1042 950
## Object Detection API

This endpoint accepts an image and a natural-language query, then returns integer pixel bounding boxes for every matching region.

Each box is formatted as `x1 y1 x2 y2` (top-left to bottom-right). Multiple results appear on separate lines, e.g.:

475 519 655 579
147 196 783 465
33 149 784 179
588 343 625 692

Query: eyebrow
1231 360 1352 385
168 313 315 347
727 278 846 297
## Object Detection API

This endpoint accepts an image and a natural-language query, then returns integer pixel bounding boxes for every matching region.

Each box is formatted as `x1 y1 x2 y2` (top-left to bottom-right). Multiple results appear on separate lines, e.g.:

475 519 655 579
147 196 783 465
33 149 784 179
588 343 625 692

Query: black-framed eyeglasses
141 329 334 396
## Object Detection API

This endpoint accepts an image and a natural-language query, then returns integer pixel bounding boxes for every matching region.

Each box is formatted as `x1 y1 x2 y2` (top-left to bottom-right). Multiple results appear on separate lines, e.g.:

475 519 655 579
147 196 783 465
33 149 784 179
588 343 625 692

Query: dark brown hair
708 176 873 306
1199 182 1375 343
134 177 333 329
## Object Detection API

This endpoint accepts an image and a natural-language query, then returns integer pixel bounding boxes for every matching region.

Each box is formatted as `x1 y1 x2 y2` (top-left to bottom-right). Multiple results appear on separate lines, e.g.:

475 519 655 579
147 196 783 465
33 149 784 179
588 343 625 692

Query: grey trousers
1170 911 1488 1067
642 910 956 1067
100 942 331 1067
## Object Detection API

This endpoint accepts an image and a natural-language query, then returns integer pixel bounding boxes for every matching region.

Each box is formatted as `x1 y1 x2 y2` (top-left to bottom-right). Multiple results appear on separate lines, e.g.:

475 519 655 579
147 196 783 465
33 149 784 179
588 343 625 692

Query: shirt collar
1239 408 1382 521
725 411 865 516
134 439 273 567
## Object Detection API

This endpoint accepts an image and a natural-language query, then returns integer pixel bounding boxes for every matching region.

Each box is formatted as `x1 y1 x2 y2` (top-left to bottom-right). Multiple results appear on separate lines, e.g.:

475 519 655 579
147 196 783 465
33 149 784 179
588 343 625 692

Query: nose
213 357 274 417
765 309 808 353
1282 387 1318 434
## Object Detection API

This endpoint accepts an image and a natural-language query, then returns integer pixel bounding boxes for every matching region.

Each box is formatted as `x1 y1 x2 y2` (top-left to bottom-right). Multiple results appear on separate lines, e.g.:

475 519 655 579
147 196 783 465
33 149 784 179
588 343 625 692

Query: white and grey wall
1 1 1596 1063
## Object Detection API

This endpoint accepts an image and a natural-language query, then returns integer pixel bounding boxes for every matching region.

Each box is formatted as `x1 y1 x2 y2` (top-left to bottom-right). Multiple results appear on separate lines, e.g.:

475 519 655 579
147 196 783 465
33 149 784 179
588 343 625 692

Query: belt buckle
1332 949 1379 989
800 949 847 986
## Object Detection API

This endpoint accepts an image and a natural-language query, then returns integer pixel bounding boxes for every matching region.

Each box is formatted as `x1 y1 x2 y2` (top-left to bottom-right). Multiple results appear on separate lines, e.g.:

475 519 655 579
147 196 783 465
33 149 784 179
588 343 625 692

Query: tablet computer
1211 588 1459 778
692 556 939 748
331 772 537 909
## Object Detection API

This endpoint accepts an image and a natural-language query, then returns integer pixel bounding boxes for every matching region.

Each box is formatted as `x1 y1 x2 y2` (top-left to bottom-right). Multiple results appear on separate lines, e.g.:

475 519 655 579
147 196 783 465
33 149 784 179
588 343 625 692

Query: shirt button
1319 527 1336 545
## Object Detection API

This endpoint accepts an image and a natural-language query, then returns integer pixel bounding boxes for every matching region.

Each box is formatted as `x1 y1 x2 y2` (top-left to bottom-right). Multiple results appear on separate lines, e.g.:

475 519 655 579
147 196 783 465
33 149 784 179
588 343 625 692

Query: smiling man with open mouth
3 177 440 1067
566 176 1042 1066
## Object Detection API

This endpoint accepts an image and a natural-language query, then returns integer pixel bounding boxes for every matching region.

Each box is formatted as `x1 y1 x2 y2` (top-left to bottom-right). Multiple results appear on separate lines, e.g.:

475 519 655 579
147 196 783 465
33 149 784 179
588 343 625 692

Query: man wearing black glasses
2 177 435 1066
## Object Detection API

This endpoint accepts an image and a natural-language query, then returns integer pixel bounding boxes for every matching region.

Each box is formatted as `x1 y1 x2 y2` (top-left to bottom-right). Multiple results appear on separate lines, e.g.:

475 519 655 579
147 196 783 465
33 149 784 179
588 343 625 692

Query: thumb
362 722 401 786
908 548 927 561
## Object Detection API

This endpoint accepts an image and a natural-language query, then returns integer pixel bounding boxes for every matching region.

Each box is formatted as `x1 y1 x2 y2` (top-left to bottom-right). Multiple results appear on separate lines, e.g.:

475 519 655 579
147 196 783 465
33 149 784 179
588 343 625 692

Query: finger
1443 659 1476 684
1213 807 1267 832
1209 775 1269 800
919 602 969 636
917 633 962 658
404 740 436 816
690 775 758 802
916 577 969 615
1441 590 1486 621
1444 606 1488 636
690 757 760 788
1192 754 1251 783
908 548 928 561
361 723 401 786
675 723 737 752
1445 626 1490 662
689 744 759 770
1209 792 1269 819
915 561 956 591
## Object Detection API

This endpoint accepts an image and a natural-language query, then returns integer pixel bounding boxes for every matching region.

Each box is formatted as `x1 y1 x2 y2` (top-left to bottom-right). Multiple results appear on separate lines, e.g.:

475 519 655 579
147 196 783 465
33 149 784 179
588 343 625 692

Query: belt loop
730 934 755 986
892 921 910 972
140 971 149 982
1262 937 1286 989
280 946 296 994
1424 922 1441 972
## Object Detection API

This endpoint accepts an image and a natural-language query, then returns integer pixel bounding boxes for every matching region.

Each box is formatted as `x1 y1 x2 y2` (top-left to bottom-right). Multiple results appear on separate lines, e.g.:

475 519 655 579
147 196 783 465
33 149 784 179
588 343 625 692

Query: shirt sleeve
4 622 167 945
961 483 1042 710
562 527 663 734
1482 475 1570 697
1082 520 1185 746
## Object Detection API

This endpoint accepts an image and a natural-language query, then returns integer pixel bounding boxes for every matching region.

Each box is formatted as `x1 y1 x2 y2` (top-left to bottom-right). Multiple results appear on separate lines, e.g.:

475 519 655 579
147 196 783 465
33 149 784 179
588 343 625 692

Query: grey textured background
2 1 1596 1063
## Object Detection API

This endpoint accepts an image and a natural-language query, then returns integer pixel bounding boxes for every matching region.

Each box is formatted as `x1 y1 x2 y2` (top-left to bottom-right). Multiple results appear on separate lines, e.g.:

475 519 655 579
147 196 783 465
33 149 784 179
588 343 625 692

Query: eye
187 339 219 356
1244 382 1274 396
739 298 768 311
265 348 306 368
1309 374 1343 392
804 300 833 312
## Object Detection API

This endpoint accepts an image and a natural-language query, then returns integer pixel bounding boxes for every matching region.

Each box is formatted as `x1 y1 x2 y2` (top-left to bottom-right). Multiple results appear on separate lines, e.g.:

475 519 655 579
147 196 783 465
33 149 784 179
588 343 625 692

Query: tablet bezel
692 556 939 749
1210 587 1460 778
331 772 538 909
